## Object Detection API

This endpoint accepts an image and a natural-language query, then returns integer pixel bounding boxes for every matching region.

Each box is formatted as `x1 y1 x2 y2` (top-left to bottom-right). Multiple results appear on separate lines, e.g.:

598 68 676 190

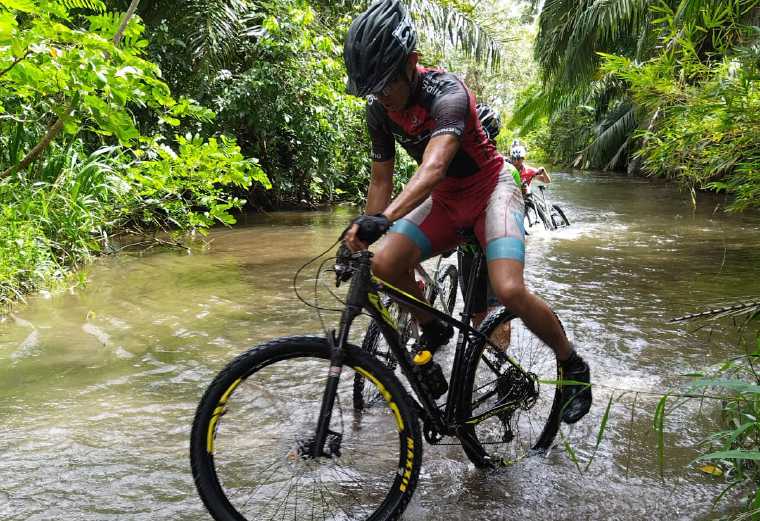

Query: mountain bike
354 253 458 410
190 231 564 521
524 183 570 231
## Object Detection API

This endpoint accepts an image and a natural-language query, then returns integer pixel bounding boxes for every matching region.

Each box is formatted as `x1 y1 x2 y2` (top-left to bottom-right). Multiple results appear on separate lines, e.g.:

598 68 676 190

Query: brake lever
334 242 354 287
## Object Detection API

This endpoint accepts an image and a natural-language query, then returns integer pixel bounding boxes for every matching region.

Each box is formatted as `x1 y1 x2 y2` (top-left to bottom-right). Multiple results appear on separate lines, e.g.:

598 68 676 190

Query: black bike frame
313 246 533 460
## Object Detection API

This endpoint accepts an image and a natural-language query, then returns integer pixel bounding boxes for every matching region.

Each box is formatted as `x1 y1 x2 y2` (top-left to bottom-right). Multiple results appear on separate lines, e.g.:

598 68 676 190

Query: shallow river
2 172 760 520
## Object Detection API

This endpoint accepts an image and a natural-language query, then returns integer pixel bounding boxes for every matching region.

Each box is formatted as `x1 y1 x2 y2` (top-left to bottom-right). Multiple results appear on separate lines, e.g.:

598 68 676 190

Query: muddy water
2 172 760 520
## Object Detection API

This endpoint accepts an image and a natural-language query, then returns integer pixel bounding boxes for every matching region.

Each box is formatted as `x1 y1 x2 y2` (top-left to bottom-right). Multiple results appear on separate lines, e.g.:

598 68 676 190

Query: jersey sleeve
520 166 540 184
429 83 469 140
365 100 395 162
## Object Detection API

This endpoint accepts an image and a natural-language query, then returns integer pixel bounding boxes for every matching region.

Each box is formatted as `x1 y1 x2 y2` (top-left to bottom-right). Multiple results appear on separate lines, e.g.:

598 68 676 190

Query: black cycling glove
352 213 391 245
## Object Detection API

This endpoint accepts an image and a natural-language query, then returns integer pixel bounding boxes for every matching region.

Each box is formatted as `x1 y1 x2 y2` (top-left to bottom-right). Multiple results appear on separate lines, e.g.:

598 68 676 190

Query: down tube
364 287 442 417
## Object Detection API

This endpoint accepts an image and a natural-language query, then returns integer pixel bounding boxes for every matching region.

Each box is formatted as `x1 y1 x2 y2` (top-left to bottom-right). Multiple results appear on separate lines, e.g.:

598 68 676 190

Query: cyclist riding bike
458 103 504 330
510 140 551 190
342 0 591 424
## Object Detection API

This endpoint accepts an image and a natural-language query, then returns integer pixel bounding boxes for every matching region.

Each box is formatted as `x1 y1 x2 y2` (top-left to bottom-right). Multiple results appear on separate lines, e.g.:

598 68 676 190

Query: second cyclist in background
510 140 551 191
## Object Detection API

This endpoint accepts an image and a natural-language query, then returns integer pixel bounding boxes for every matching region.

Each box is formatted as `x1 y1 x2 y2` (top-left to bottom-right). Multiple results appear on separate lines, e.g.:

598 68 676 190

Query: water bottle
413 350 448 399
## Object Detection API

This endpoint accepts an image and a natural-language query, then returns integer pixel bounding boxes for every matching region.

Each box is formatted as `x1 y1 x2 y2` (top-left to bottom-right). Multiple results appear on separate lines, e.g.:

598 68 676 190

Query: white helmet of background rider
510 141 527 162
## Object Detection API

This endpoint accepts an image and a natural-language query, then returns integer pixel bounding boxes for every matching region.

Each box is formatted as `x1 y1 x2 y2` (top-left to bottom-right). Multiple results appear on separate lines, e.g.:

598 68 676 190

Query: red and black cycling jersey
366 66 503 179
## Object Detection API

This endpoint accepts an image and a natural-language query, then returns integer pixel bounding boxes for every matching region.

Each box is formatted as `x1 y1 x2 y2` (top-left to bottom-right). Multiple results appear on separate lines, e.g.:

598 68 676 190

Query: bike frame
313 246 533 462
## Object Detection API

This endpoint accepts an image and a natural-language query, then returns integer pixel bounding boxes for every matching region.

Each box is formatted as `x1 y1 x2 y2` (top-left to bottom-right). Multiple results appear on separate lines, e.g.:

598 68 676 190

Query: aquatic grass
664 303 760 518
0 130 265 310
653 393 669 482
584 392 615 472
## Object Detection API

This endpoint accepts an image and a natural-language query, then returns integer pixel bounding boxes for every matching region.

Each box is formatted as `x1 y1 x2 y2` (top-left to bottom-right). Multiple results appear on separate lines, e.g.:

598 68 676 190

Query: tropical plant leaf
58 0 106 12
653 393 668 481
584 392 614 472
697 449 760 461
584 99 638 169
408 0 503 71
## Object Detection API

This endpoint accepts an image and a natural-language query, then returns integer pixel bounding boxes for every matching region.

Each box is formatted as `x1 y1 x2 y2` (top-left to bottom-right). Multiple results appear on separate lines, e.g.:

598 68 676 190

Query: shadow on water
1 173 759 519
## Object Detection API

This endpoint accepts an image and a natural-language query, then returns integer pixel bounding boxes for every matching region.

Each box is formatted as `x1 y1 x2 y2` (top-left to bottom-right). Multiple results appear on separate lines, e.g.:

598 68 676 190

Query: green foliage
125 134 265 231
516 0 760 205
0 0 176 151
139 0 372 206
0 0 271 308
599 10 760 210
0 130 266 307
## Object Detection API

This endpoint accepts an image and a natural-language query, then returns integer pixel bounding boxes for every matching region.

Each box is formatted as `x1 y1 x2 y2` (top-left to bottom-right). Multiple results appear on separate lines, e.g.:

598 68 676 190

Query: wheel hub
287 429 343 462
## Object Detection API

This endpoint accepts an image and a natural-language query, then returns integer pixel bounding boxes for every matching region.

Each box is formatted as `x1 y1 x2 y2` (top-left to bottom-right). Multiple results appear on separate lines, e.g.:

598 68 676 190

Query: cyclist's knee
372 248 413 283
492 280 528 311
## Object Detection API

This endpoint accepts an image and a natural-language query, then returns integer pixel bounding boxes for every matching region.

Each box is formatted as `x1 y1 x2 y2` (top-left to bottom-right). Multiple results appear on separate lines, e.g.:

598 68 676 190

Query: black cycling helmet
344 0 417 97
476 103 501 142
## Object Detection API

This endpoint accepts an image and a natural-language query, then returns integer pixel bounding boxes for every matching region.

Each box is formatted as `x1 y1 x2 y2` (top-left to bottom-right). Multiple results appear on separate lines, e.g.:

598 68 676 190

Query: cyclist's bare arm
382 133 459 222
345 134 460 251
365 159 394 215
535 166 551 184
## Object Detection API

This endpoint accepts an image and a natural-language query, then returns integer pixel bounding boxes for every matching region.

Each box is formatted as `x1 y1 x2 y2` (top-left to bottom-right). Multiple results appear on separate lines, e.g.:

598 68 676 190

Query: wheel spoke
462 313 561 463
191 339 419 520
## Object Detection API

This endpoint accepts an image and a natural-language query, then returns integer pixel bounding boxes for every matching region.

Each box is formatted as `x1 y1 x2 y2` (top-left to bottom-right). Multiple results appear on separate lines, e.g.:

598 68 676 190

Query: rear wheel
353 311 414 410
551 204 570 228
459 309 562 466
524 200 539 230
191 336 422 521
433 264 458 315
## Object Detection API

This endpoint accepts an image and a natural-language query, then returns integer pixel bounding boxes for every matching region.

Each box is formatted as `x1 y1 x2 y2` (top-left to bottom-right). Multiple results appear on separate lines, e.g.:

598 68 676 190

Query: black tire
433 264 458 315
536 203 555 231
458 309 563 466
191 336 422 521
551 204 570 228
524 201 539 229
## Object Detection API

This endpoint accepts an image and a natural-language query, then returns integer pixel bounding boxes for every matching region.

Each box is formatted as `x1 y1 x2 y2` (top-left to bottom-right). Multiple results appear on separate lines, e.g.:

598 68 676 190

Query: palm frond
183 0 258 71
584 99 638 169
536 0 650 91
58 0 106 12
670 300 760 323
408 0 503 71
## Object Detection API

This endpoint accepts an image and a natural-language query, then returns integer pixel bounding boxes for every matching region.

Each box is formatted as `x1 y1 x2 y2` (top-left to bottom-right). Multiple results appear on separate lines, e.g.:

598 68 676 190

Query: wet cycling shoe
558 351 592 424
417 320 454 355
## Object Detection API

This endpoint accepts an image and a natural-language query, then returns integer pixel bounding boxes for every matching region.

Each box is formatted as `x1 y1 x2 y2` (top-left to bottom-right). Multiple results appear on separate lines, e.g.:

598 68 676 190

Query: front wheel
459 309 562 466
191 336 422 521
536 203 555 231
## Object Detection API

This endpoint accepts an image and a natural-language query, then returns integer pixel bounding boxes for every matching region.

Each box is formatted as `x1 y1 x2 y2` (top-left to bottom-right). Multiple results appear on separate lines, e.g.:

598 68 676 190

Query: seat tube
445 248 483 423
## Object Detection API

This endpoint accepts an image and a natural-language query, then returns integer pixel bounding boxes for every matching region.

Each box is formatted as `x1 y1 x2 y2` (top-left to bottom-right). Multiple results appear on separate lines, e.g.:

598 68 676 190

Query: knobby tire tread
190 335 422 521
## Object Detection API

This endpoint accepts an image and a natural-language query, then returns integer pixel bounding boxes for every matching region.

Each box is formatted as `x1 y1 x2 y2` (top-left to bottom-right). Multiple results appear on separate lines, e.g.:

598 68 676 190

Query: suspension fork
311 251 371 458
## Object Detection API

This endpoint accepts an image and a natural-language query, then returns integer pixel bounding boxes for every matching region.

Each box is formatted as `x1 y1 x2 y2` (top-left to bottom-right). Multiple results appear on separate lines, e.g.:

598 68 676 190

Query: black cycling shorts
457 248 500 315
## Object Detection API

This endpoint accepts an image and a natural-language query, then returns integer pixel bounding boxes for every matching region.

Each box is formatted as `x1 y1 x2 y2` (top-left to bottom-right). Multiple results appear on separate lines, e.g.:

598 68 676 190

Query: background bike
524 182 570 231
354 252 458 410
189 236 564 521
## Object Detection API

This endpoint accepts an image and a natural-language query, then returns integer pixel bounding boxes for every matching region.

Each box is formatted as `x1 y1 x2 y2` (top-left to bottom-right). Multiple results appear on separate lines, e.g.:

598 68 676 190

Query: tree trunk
113 0 141 46
0 106 73 178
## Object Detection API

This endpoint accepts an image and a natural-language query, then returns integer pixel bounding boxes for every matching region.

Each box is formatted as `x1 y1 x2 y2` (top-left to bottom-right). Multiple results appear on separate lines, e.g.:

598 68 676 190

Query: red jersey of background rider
519 164 540 185
366 66 504 179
